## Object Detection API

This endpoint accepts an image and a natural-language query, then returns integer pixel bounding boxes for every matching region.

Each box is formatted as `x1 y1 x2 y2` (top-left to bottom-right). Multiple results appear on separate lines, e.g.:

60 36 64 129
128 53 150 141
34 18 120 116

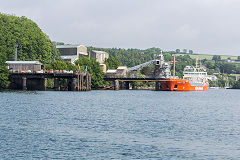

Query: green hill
175 53 237 60
0 13 60 63
0 13 61 88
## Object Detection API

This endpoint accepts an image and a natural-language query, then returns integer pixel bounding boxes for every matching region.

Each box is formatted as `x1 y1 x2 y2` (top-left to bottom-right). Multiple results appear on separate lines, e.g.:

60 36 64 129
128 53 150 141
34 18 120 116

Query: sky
1 0 240 56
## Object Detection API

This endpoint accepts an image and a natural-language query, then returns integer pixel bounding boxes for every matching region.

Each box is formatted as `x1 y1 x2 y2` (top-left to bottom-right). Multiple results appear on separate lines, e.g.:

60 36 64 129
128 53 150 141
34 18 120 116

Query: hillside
0 13 60 63
0 13 61 88
175 53 238 61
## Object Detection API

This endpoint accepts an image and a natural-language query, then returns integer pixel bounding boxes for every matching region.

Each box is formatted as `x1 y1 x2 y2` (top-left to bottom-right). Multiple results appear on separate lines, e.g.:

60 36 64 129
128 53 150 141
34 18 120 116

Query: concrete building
90 50 109 64
57 45 88 64
100 64 107 73
6 61 43 73
106 66 128 78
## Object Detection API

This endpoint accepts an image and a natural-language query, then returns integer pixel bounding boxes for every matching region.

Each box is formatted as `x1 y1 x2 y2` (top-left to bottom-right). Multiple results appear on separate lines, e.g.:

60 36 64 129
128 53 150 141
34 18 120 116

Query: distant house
57 45 88 64
207 75 218 81
90 50 109 64
6 61 43 73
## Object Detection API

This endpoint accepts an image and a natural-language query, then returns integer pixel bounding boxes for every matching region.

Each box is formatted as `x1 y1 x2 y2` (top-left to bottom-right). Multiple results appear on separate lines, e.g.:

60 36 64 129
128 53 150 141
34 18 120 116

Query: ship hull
157 79 209 91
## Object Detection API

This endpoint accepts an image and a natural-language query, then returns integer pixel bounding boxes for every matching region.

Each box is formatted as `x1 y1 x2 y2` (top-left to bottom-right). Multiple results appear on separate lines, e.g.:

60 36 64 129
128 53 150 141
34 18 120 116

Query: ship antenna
173 54 175 78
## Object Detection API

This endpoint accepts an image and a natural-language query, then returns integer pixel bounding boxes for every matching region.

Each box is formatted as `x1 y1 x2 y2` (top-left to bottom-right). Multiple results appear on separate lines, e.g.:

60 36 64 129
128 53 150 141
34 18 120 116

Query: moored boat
154 54 209 91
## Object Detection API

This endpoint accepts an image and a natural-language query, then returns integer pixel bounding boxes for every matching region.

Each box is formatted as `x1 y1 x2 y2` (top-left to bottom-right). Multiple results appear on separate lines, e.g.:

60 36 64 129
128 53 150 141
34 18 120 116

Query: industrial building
57 45 88 64
90 50 109 64
106 66 128 78
6 61 43 73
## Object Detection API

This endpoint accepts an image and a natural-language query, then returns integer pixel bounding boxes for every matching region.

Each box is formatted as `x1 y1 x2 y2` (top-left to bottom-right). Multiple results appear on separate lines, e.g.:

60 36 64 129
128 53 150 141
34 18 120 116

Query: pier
9 72 91 91
104 77 168 91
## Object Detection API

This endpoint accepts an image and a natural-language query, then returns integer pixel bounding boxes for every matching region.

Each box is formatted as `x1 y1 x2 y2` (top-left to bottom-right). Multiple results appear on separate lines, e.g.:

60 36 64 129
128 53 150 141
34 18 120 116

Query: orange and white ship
159 66 209 91
154 53 209 91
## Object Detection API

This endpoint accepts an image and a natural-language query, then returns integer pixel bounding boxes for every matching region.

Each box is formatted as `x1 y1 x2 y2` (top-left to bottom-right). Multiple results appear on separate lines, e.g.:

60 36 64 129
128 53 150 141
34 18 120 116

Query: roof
92 50 108 54
117 66 127 70
6 61 42 65
106 69 117 73
57 45 82 49
61 55 78 58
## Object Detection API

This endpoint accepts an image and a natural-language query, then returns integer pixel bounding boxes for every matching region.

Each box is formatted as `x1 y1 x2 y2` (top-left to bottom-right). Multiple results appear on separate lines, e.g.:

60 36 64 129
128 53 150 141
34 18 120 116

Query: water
0 89 240 159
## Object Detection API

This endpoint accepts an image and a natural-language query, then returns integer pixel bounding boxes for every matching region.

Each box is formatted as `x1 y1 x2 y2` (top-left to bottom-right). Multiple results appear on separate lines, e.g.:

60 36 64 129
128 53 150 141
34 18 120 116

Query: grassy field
175 54 238 60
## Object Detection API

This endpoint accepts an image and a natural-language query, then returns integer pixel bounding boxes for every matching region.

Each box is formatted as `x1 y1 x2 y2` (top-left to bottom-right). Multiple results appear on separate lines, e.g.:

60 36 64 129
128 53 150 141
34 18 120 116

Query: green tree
0 13 61 63
106 55 122 69
232 79 240 89
212 55 221 62
45 61 67 70
0 47 9 89
75 57 104 88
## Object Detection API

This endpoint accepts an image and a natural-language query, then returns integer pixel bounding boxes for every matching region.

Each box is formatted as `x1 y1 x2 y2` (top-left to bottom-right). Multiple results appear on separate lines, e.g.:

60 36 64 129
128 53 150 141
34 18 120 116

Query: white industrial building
57 45 88 64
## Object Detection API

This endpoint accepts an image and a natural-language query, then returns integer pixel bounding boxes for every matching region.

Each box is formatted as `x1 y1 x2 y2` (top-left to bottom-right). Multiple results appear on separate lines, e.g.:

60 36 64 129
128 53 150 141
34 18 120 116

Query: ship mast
196 57 198 71
173 54 175 77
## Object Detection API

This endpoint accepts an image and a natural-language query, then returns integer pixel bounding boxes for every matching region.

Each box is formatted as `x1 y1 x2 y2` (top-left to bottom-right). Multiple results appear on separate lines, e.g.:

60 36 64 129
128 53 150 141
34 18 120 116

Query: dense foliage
45 61 77 71
0 13 61 63
75 57 104 89
0 47 9 88
0 13 61 89
106 55 122 69
232 79 240 89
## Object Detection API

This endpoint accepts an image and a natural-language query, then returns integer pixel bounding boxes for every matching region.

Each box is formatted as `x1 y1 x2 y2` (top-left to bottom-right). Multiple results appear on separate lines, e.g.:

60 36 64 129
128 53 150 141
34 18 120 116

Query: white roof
92 50 108 54
61 55 78 59
117 66 127 70
6 61 42 64
106 69 117 73
57 44 86 49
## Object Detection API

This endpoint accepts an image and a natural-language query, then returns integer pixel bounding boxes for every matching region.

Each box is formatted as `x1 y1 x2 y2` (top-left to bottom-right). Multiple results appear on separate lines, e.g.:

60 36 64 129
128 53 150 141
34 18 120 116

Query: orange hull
159 79 209 91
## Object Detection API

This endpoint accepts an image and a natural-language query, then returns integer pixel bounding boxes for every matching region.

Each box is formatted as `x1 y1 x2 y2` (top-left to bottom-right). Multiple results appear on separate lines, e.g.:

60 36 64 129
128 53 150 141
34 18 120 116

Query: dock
9 72 91 91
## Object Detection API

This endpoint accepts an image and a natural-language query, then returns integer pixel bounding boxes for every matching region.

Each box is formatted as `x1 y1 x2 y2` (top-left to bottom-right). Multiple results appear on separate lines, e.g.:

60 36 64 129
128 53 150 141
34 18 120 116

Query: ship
154 53 209 91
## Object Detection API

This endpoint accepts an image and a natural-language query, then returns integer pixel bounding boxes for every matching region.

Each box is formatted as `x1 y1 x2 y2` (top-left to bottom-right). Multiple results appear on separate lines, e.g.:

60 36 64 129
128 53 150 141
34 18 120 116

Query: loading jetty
9 72 91 91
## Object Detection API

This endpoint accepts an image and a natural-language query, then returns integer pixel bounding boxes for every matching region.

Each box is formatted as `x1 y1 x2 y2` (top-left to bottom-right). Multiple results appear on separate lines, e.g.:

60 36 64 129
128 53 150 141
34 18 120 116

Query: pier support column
22 77 27 90
125 81 130 90
114 80 119 91
88 74 91 91
54 78 60 91
155 81 160 91
39 78 47 91
71 78 77 91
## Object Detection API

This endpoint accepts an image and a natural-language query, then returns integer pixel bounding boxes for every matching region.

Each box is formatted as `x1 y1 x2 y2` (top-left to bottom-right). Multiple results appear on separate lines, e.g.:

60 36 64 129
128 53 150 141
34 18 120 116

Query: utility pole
14 43 18 61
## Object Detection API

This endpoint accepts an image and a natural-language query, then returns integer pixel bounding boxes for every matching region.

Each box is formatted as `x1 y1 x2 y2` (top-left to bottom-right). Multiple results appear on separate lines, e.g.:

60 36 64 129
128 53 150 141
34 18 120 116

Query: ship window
174 85 178 88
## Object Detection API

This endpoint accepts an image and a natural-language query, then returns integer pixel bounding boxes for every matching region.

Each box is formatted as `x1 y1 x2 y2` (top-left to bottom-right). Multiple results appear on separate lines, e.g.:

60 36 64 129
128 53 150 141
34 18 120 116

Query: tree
189 50 193 54
106 55 122 69
220 63 236 74
237 56 240 61
183 49 187 53
0 13 61 63
0 47 9 89
232 79 240 89
176 49 180 53
75 57 104 88
212 55 221 62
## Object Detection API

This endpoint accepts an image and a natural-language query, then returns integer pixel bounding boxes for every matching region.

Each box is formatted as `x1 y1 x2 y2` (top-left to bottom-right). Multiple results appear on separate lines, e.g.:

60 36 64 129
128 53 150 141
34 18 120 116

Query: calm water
0 89 240 159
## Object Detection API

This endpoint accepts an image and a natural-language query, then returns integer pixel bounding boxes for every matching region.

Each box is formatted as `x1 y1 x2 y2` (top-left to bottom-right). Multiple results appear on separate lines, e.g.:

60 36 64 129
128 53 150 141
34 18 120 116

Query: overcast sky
1 0 240 56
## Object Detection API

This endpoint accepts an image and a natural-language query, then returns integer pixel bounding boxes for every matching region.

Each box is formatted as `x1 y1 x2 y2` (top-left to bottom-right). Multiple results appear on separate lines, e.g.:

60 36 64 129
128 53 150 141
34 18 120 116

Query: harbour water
0 89 240 159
